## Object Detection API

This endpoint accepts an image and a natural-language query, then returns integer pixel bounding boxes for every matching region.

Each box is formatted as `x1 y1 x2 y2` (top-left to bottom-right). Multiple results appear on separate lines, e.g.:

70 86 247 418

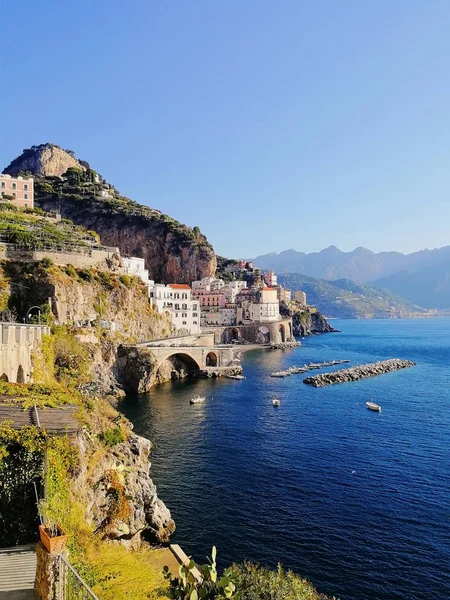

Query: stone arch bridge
0 324 51 383
136 342 236 373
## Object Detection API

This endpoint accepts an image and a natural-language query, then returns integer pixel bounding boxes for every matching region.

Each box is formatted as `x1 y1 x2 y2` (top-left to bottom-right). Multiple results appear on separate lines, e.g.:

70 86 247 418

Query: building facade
148 282 200 335
0 174 34 209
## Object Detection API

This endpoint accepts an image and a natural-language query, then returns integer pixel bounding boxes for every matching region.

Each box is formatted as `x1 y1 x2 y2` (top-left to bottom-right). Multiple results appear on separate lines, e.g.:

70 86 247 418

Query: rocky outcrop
291 307 337 336
303 359 415 387
4 143 86 177
115 346 158 393
74 430 175 548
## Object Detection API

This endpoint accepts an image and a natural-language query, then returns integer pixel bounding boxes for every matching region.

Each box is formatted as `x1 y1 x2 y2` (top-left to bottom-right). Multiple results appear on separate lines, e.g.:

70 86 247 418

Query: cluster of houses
122 258 307 336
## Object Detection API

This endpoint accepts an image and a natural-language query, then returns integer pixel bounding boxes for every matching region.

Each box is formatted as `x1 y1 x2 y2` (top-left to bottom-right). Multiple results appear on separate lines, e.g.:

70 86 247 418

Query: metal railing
56 554 99 600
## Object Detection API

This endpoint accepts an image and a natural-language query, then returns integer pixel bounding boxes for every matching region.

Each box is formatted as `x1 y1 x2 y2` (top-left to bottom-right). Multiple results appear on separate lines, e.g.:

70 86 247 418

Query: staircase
0 545 37 599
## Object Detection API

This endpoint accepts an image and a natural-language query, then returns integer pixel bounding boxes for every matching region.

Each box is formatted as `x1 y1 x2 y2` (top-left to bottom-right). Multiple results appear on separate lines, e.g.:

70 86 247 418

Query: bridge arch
155 352 202 382
221 327 240 344
17 365 25 384
206 351 218 367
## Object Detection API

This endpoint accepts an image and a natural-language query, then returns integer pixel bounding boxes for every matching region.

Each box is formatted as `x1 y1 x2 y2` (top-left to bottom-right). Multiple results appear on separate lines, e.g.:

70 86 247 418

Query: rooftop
168 283 191 289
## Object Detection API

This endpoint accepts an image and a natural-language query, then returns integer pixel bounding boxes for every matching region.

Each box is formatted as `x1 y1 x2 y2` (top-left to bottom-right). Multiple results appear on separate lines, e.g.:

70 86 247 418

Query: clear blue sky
1 0 449 258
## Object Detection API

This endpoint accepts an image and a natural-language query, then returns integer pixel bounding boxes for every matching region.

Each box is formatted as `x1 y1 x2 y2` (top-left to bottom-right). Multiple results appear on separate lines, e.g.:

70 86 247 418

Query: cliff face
3 144 217 283
4 143 86 177
75 430 175 547
40 195 216 283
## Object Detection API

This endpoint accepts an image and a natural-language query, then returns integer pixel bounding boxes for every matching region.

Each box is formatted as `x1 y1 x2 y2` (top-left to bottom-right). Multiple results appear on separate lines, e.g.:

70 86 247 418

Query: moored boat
366 401 381 412
190 394 206 404
272 399 280 407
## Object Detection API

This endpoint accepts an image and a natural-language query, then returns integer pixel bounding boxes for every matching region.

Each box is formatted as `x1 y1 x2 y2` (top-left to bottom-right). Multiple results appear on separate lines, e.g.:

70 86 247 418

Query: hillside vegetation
278 273 426 318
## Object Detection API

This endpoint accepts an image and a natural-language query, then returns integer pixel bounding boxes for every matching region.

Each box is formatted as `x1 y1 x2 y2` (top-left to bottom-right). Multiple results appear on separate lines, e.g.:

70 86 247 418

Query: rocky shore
303 358 415 387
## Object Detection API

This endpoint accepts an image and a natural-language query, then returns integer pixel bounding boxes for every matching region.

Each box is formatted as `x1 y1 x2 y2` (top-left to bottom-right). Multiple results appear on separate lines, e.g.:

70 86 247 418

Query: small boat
366 401 381 412
272 399 280 407
190 394 206 404
228 375 245 380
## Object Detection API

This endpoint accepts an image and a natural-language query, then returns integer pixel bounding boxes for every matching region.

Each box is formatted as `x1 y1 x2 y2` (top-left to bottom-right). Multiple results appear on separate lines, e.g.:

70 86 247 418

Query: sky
1 0 449 258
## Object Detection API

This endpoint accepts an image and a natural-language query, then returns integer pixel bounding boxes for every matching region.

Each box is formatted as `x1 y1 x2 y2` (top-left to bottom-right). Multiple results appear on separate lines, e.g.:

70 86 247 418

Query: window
175 313 179 317
182 321 187 325
182 304 187 310
1 182 5 188
175 304 180 310
12 192 16 197
24 193 28 199
12 183 16 189
193 312 198 317
24 184 28 190
1 192 4 197
193 321 197 325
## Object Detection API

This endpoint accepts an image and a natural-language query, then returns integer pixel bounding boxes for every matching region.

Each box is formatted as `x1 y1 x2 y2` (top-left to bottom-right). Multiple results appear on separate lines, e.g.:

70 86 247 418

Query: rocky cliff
290 306 337 336
75 429 175 547
3 144 217 283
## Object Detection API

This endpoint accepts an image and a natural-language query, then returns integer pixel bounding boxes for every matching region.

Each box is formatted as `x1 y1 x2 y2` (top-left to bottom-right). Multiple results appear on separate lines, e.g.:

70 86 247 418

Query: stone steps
0 545 36 596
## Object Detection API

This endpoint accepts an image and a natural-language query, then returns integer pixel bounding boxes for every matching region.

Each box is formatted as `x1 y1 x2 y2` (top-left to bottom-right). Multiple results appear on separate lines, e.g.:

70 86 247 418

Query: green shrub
119 274 132 288
233 561 334 600
98 427 125 447
39 257 54 270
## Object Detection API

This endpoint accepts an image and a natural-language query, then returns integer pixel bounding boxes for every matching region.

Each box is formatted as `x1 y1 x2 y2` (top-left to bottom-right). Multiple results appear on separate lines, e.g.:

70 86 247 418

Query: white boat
190 394 206 404
272 399 280 407
228 375 245 380
366 401 381 412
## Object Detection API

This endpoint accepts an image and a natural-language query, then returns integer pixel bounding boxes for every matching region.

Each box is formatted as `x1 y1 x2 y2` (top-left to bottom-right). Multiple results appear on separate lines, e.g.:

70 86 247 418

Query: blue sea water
118 319 450 600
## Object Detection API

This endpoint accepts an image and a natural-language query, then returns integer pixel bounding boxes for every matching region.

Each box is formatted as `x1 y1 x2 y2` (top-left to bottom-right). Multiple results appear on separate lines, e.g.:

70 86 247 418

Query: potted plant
36 496 68 554
38 522 68 554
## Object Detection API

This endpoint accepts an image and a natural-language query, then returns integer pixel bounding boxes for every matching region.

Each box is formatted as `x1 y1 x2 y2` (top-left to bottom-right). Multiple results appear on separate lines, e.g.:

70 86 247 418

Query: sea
118 319 450 600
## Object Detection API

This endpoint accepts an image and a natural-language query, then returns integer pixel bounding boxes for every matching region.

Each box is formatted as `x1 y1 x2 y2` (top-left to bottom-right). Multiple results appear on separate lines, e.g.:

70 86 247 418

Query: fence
56 554 98 600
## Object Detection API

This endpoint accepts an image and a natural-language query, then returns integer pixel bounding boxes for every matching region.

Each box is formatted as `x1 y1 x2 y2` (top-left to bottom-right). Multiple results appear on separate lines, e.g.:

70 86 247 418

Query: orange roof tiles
167 283 191 289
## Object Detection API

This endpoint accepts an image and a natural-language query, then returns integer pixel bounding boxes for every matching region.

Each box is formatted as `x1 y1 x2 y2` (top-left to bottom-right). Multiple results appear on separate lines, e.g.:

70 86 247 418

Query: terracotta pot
39 524 68 554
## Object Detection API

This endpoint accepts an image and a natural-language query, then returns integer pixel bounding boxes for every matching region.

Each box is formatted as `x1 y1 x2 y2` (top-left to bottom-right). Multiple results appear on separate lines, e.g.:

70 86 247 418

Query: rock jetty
303 359 415 387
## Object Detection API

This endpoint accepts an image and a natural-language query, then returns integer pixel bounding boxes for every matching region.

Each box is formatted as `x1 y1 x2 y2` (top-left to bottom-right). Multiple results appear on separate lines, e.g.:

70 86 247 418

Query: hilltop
3 144 216 283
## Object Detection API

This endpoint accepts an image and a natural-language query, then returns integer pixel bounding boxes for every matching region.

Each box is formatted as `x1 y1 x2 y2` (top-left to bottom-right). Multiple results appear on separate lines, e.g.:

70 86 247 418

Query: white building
222 280 247 303
192 276 225 292
121 257 150 285
148 282 200 335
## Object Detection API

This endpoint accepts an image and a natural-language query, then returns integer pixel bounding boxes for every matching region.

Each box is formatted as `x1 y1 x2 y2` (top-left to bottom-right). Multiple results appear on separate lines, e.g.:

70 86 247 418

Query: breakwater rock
303 358 415 387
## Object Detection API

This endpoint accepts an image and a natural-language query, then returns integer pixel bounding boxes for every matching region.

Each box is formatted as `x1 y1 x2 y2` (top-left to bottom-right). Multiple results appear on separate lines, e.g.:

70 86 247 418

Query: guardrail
56 554 98 600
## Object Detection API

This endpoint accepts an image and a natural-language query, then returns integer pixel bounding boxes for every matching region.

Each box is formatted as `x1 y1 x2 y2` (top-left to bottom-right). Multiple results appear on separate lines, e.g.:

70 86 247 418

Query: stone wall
1 243 120 270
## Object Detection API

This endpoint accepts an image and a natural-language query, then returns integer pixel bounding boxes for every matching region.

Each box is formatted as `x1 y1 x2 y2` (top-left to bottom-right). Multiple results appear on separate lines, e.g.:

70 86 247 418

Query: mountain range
254 246 450 309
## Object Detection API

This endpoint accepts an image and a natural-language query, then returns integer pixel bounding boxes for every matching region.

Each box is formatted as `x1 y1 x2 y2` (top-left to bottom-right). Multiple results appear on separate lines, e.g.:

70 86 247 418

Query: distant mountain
278 273 426 319
374 262 450 309
254 245 450 309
